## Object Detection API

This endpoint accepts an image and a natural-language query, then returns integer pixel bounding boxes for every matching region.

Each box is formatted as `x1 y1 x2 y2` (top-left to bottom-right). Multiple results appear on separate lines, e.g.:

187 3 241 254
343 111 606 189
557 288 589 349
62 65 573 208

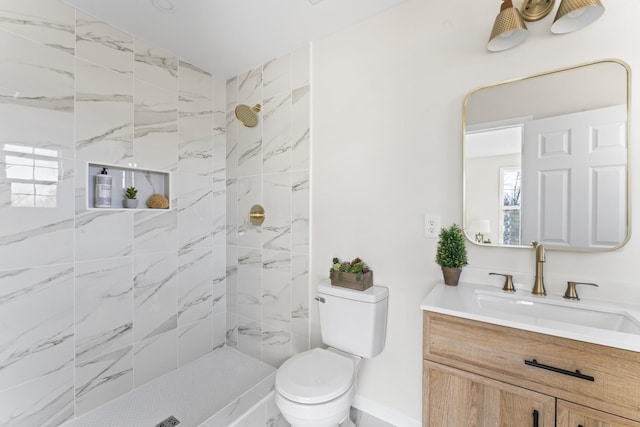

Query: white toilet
274 281 389 427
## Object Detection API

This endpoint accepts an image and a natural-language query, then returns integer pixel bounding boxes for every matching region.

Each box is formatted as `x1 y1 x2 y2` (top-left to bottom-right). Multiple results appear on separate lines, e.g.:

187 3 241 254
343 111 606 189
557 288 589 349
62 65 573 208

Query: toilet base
274 383 356 427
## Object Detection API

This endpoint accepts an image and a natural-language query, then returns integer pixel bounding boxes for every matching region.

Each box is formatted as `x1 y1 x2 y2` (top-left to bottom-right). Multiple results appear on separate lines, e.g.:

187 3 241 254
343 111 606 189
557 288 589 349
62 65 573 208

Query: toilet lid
276 348 355 404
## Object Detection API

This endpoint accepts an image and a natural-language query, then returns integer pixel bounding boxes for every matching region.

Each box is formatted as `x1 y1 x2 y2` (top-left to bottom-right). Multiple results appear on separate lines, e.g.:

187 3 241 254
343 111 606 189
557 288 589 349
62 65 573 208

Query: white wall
311 0 640 422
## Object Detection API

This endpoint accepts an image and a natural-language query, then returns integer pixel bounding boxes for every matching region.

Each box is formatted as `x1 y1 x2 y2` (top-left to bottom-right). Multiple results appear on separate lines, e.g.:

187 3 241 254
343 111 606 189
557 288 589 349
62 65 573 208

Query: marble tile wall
226 48 311 367
0 1 226 425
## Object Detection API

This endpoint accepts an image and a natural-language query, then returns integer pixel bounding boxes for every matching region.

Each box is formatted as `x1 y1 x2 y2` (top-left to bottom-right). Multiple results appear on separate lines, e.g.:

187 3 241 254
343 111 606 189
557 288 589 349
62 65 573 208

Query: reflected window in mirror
500 167 521 245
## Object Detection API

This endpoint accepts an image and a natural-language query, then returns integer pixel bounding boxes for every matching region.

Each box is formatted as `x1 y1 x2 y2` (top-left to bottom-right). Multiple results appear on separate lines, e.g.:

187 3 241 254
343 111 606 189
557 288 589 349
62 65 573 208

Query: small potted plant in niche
329 257 373 291
435 223 468 286
124 186 138 208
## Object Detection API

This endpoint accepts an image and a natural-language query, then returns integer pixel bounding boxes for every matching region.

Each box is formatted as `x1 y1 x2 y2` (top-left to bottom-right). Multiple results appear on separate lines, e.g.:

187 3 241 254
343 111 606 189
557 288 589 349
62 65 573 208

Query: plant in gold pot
435 223 468 286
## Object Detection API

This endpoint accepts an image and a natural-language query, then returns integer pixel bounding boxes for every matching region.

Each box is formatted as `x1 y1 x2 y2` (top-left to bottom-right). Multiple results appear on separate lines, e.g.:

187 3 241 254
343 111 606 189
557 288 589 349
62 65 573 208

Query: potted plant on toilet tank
435 223 468 286
329 257 373 291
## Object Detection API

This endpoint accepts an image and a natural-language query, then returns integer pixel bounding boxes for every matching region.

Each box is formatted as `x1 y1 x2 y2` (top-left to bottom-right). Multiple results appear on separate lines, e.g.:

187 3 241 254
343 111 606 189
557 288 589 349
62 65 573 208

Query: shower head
235 104 262 128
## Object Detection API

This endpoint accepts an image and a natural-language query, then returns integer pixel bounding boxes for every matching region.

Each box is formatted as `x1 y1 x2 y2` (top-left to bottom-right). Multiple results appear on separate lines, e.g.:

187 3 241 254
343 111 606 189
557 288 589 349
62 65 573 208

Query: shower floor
64 347 276 427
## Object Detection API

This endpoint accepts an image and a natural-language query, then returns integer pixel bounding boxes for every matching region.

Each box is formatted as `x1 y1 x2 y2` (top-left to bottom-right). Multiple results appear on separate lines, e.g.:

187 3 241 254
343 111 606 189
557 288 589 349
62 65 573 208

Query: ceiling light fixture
151 0 175 13
487 0 605 52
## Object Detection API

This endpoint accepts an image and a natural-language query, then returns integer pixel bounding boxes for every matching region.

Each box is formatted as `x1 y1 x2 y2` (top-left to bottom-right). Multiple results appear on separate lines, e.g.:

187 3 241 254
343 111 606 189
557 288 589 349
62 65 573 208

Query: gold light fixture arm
520 0 556 21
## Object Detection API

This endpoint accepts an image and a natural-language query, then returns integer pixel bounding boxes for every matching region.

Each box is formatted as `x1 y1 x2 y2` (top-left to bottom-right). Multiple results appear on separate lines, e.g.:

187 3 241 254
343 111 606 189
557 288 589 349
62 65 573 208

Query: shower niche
87 162 171 210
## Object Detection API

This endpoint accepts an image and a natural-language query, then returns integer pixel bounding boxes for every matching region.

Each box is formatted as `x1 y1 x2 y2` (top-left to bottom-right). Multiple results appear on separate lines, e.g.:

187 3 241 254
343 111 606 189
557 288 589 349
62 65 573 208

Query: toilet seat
275 348 355 404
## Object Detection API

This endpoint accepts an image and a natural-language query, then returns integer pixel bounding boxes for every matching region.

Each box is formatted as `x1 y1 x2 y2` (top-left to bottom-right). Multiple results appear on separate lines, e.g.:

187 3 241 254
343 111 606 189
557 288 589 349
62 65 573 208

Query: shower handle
248 204 266 226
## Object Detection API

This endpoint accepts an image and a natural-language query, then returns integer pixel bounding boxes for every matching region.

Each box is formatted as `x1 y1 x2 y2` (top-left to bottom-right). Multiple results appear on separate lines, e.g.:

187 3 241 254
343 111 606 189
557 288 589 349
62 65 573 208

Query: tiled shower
0 0 228 423
0 0 312 424
225 49 312 368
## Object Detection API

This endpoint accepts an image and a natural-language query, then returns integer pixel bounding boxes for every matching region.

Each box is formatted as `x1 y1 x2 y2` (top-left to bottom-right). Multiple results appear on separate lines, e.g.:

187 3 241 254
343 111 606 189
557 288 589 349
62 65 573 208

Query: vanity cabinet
423 311 640 426
424 360 555 426
557 401 640 427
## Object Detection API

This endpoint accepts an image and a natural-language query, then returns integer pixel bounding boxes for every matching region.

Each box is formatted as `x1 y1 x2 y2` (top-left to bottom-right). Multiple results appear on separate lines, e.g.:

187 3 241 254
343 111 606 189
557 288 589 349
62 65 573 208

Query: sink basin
472 290 640 335
420 282 640 352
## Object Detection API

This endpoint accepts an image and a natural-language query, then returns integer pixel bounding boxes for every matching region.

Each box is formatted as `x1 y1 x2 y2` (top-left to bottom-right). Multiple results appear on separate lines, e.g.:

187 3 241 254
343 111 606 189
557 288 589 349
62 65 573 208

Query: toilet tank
317 281 388 358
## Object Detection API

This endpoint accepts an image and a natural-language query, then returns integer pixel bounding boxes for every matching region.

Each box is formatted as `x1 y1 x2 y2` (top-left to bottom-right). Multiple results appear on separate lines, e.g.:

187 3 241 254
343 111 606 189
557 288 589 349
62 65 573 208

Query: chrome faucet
531 241 546 296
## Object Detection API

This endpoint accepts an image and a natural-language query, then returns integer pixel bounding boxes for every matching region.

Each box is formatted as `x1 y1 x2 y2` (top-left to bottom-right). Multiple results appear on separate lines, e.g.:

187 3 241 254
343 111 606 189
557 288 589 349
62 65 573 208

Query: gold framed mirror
463 59 630 251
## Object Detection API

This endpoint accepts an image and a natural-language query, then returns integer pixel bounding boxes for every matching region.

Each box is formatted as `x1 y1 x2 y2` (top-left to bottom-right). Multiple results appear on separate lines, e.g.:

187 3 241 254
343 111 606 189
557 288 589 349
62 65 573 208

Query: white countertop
421 282 640 352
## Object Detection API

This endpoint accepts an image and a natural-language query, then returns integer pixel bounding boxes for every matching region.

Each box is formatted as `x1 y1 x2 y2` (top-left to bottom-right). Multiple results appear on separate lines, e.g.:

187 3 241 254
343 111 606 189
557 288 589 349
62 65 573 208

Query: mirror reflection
463 60 630 251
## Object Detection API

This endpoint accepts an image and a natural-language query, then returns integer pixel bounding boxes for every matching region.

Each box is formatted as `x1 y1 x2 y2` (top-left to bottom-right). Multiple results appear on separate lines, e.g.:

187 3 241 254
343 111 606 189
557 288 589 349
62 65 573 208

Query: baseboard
352 395 421 427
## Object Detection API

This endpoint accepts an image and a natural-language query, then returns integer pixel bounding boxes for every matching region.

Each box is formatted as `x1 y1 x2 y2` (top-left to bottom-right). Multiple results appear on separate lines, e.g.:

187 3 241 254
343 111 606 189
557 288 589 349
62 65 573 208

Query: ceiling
64 0 407 79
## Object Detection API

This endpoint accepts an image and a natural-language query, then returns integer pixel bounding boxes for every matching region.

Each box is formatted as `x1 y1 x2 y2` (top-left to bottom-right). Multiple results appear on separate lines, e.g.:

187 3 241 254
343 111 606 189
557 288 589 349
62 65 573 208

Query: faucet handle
563 281 599 301
489 272 516 293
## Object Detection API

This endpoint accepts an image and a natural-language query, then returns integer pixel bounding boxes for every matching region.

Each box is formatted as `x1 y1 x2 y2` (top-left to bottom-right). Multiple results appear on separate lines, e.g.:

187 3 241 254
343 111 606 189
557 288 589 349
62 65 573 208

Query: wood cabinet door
557 400 640 427
423 361 555 427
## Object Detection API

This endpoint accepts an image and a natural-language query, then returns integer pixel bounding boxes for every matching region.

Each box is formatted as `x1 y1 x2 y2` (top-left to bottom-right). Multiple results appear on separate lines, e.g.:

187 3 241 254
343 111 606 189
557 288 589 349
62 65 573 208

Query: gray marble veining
262 250 292 332
178 314 213 366
226 43 311 369
75 59 133 164
75 257 133 363
75 210 134 261
263 53 292 100
263 93 292 174
134 252 178 342
237 248 262 323
75 11 133 77
0 367 74 426
292 171 310 253
237 318 262 361
179 60 213 105
238 67 262 106
134 40 178 92
292 85 311 171
0 265 74 390
134 78 178 172
178 97 214 176
178 247 213 326
0 30 74 159
177 173 214 251
0 0 75 55
75 345 133 416
134 209 178 254
0 1 226 422
134 330 177 388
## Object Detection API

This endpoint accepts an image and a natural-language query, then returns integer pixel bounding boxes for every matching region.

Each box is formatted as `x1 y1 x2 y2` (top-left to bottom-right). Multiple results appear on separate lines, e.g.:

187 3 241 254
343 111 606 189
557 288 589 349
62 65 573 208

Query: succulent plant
124 186 138 199
329 257 370 281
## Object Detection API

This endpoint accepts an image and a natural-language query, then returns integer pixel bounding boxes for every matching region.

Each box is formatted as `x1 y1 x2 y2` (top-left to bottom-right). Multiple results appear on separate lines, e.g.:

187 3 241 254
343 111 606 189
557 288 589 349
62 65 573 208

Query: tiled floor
63 346 395 427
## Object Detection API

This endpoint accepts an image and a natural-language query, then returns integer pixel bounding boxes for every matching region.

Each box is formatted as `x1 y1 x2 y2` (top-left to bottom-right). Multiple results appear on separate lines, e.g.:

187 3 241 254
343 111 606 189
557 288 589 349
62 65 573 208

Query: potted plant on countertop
329 257 373 291
435 223 468 286
124 186 138 208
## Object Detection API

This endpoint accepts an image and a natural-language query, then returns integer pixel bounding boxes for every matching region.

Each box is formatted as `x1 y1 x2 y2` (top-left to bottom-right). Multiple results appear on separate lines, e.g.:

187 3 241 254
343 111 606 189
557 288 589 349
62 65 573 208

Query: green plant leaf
435 223 468 269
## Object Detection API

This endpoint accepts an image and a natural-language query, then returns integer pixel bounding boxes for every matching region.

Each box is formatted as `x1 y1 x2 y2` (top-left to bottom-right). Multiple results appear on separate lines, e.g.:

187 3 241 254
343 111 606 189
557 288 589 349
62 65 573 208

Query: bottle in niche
94 168 112 208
